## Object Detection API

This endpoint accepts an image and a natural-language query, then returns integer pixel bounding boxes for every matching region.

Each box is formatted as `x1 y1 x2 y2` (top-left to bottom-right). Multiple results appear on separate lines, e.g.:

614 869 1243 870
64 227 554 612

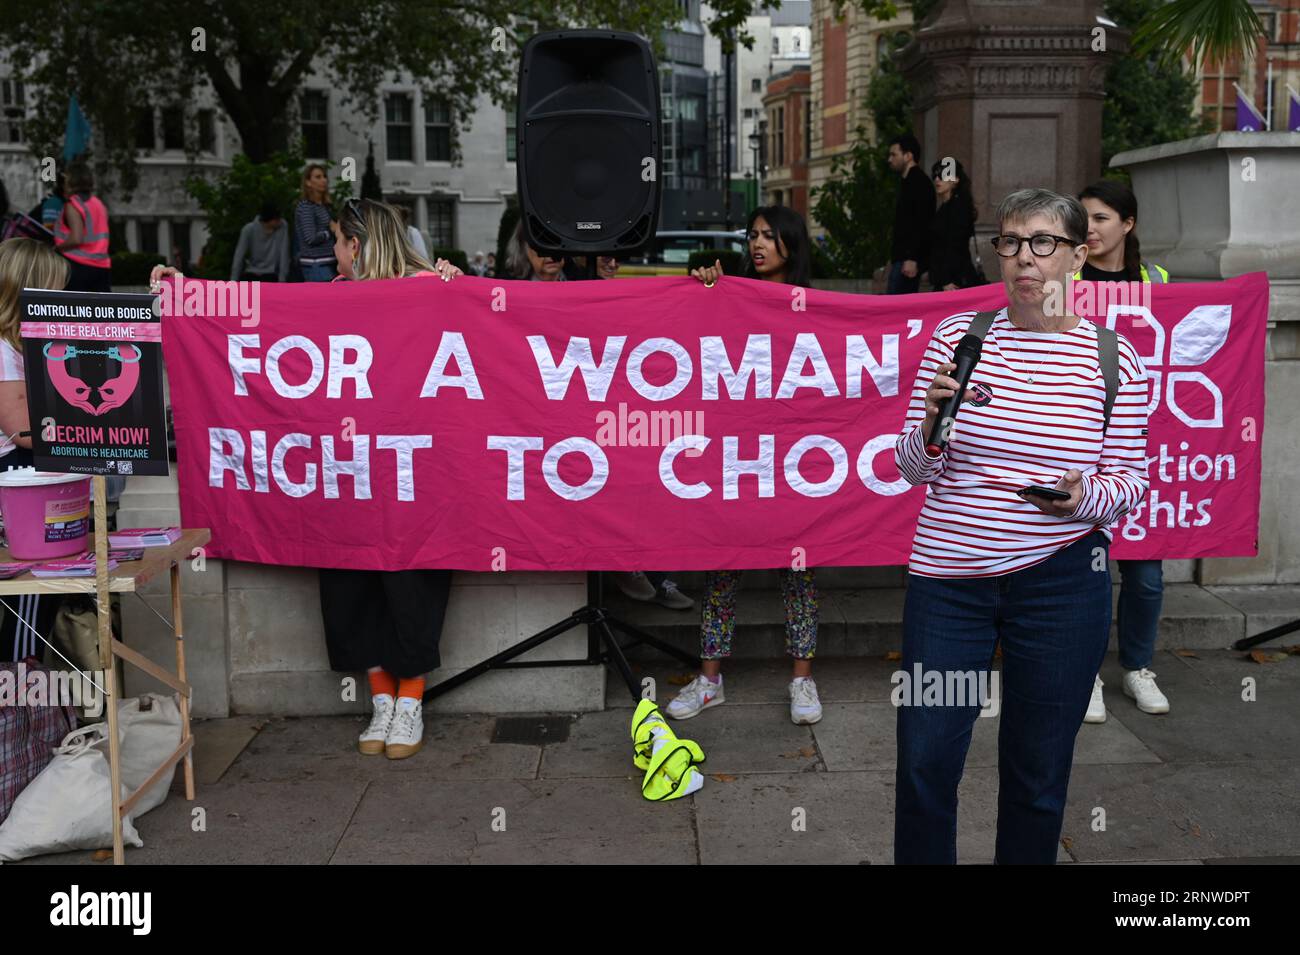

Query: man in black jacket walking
886 133 934 294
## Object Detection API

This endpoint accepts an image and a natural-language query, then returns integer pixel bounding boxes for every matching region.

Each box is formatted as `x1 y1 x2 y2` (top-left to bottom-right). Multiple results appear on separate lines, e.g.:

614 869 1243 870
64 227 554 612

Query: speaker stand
422 572 699 704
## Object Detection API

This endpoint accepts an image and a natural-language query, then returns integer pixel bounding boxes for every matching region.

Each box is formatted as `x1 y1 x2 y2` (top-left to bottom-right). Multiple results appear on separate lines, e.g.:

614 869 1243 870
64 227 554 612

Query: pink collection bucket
0 468 92 559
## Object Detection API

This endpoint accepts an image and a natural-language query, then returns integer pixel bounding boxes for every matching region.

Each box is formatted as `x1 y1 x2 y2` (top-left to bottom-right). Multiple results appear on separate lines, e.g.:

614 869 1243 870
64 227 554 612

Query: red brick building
762 64 812 216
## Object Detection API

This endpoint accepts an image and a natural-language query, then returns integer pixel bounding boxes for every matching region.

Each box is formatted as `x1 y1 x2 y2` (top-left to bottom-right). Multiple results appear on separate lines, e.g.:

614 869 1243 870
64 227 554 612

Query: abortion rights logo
1107 304 1231 428
44 342 142 416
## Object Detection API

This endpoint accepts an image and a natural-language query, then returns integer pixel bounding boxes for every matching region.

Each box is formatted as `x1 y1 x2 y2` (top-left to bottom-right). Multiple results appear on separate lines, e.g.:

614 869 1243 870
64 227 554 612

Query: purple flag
1235 85 1266 132
1288 87 1300 133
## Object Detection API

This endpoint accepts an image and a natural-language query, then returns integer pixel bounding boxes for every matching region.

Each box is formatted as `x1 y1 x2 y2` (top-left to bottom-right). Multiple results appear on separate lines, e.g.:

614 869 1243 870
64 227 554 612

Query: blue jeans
887 260 921 294
1116 560 1162 671
300 261 337 282
895 531 1112 864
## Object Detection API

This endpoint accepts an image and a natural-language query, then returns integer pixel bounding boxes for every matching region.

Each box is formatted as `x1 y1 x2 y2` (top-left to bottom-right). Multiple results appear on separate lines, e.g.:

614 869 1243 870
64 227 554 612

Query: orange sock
397 676 425 700
368 668 397 698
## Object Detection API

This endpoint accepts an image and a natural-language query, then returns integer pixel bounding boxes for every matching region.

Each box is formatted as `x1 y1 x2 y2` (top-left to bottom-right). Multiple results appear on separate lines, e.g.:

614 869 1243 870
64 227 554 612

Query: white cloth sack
0 723 142 862
117 693 183 817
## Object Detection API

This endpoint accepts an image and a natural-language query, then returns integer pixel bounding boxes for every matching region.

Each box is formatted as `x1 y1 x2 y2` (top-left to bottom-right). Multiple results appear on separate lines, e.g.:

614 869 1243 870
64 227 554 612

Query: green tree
811 28 913 279
1102 0 1214 172
185 146 352 278
0 0 770 197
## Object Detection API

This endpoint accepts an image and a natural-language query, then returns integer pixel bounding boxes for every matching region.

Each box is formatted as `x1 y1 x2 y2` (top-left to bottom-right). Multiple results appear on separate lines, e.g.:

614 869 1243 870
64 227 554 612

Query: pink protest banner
160 271 1268 571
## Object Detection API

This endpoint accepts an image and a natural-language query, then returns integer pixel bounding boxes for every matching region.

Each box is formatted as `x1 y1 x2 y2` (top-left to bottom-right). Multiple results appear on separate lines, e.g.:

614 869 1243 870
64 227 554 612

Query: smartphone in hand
1019 484 1071 501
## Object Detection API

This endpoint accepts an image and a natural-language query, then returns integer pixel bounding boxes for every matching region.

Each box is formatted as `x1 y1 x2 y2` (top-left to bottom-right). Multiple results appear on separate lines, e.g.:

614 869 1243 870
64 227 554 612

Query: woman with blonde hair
154 199 462 756
0 237 70 663
295 164 336 281
0 237 70 467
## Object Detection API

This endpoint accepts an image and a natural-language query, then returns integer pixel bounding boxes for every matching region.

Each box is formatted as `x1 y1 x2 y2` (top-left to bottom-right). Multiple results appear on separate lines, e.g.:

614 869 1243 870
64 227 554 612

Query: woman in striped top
892 188 1151 864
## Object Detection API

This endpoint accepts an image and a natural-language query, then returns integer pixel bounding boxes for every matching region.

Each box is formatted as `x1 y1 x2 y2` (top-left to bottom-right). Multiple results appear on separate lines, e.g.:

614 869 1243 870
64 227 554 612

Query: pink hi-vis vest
55 194 111 269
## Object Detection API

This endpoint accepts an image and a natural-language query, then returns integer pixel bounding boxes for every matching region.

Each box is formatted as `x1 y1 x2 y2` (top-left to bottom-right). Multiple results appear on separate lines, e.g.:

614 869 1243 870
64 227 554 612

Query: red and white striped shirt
895 308 1150 578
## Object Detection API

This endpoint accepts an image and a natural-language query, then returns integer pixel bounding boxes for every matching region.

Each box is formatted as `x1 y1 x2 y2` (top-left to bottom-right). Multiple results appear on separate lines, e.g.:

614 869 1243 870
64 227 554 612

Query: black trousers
64 259 112 292
318 569 452 678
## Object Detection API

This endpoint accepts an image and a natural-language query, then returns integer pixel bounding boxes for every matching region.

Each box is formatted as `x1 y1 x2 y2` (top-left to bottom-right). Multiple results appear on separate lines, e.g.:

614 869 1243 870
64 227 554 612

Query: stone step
610 583 1269 661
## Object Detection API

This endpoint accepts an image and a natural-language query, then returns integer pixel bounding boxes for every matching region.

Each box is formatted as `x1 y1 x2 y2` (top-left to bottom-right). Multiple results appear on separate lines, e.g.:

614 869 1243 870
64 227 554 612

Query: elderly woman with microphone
892 188 1151 864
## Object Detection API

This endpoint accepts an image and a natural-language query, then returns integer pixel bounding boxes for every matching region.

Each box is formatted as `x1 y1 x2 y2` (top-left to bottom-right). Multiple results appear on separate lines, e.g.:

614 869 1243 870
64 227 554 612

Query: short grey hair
995 188 1087 244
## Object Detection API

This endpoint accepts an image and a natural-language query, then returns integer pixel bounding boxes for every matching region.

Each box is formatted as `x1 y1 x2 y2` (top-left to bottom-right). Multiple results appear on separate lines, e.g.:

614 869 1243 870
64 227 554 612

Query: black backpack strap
1096 325 1119 431
966 310 999 341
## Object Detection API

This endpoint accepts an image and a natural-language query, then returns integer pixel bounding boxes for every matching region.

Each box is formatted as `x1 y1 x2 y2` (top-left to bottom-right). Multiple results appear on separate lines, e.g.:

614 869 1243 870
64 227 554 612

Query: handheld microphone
925 332 983 456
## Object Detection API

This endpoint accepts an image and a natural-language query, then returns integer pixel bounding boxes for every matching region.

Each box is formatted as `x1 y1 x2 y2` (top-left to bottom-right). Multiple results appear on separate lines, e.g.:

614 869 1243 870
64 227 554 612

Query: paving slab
226 713 541 783
1061 759 1300 862
1100 651 1300 763
18 778 368 866
329 776 696 865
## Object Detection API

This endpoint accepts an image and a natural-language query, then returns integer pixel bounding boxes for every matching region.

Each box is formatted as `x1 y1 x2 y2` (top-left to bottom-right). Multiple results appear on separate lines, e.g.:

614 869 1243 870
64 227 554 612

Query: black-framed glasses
990 233 1080 257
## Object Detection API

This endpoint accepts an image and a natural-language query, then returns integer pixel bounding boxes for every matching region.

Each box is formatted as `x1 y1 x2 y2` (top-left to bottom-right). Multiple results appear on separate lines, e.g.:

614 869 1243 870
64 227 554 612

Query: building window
677 96 701 122
300 90 329 158
424 95 452 162
170 220 191 268
162 106 184 150
385 92 414 161
198 109 216 153
776 106 785 165
427 197 455 248
751 78 762 93
774 190 783 206
772 36 780 54
138 220 160 254
743 107 754 118
803 99 810 161
794 35 802 52
506 97 517 162
135 109 156 151
1 79 24 143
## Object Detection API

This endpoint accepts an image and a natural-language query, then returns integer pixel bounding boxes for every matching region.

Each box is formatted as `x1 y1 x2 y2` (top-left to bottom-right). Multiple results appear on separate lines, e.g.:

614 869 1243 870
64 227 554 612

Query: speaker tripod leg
595 614 642 701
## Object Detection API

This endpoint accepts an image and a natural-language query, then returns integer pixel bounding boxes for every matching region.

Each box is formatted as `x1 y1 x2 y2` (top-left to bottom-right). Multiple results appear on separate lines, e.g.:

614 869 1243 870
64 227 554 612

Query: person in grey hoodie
231 202 289 281
295 163 336 281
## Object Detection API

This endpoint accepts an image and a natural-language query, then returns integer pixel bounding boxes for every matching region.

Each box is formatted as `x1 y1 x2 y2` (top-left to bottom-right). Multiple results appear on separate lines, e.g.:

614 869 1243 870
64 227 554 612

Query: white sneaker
1123 668 1170 714
789 676 822 725
617 571 657 601
1084 675 1107 724
665 674 725 720
385 697 425 759
359 694 395 755
654 579 695 611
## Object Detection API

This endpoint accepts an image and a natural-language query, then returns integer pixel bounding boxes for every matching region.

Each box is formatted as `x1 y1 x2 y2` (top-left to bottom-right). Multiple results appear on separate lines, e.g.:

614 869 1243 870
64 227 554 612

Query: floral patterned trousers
699 569 818 660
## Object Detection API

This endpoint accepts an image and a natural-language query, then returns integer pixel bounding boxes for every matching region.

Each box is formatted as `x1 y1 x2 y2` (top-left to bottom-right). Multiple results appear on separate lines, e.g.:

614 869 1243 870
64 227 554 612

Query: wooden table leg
94 476 125 865
171 561 195 800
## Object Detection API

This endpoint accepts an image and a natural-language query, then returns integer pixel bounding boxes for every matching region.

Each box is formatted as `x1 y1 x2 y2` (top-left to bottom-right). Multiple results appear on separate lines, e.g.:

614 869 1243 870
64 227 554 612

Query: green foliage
185 147 353 279
811 29 913 279
110 251 166 287
1102 0 1216 172
686 249 745 275
1130 0 1265 70
432 247 470 273
0 0 767 194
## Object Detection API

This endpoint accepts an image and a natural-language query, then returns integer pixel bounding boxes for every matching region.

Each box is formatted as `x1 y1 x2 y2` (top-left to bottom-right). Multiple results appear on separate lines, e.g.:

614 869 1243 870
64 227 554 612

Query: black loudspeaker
517 30 661 256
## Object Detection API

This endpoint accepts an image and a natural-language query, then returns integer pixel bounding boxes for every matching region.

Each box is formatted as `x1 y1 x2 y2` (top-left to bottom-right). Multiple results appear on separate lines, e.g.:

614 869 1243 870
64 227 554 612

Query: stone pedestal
1109 132 1300 586
898 0 1121 238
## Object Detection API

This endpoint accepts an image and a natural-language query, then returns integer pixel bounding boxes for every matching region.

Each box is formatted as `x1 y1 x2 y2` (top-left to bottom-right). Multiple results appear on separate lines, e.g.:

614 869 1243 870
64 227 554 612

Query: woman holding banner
151 199 463 759
893 188 1150 863
664 205 823 726
1075 179 1171 723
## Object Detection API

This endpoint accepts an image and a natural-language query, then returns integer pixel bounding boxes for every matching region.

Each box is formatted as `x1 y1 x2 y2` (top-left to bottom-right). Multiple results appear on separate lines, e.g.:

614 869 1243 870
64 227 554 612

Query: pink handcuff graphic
43 342 142 415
